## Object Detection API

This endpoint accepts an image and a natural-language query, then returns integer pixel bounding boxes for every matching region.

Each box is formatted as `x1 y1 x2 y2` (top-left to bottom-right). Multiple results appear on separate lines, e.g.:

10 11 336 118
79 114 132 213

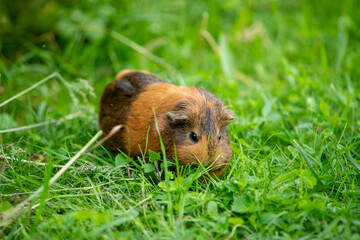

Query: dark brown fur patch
99 70 165 152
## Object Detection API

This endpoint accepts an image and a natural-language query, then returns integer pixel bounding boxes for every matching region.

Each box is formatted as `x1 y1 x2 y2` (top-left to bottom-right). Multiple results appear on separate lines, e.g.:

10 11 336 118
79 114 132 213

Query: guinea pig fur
99 70 234 176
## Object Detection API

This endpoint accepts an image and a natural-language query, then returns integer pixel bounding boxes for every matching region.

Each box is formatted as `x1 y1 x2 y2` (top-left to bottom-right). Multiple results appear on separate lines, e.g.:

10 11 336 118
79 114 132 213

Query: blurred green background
2 0 359 85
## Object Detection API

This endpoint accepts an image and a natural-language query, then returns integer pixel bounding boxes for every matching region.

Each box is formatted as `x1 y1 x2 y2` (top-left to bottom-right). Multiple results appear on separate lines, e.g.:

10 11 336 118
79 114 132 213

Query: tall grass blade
1 131 103 226
0 72 59 108
219 34 235 83
293 140 324 187
346 153 360 172
0 112 81 134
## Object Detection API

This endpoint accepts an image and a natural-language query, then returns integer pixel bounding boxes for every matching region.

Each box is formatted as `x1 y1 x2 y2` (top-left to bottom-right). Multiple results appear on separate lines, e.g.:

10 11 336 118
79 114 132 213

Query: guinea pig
99 70 234 176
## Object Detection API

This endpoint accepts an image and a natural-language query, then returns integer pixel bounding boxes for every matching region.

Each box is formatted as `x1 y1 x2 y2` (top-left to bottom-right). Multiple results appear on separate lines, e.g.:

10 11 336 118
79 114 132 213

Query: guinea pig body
99 70 234 176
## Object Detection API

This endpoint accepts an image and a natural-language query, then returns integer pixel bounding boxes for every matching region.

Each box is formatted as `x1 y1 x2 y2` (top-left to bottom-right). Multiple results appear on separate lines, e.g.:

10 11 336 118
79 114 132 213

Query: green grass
1 0 360 239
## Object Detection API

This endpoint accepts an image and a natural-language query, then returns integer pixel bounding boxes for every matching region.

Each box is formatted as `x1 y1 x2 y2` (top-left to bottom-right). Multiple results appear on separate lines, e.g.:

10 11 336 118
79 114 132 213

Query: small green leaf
280 188 295 199
305 175 317 189
271 171 297 188
73 209 93 221
260 213 277 225
148 150 161 162
227 217 244 225
170 176 184 191
143 163 155 173
313 198 326 211
115 154 128 167
320 128 333 139
319 100 329 117
158 182 166 191
207 201 219 218
0 201 12 212
262 98 278 117
94 211 110 225
109 210 138 227
74 210 111 225
245 173 261 186
0 113 18 129
239 139 247 147
232 195 255 213
266 112 281 122
267 188 295 201
224 181 241 193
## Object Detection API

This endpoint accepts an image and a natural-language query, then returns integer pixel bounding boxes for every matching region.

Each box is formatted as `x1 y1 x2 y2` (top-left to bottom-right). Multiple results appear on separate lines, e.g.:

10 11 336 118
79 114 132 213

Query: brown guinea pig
99 70 234 176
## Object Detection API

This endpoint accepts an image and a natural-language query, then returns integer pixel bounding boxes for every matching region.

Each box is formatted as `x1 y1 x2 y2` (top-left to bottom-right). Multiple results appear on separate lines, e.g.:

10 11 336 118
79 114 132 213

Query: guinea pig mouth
181 151 228 169
209 161 228 171
200 154 228 170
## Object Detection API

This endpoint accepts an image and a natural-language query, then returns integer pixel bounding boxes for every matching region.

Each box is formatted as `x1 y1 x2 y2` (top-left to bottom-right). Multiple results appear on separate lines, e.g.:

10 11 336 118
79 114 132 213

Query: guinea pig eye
190 131 199 143
218 134 221 142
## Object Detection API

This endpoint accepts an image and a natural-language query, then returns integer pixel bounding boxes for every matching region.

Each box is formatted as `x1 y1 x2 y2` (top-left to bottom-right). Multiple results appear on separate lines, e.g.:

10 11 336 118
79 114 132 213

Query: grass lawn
1 0 360 239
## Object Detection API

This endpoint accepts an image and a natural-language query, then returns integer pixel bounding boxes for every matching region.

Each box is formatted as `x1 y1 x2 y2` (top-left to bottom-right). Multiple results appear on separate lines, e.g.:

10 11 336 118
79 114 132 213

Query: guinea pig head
165 88 234 176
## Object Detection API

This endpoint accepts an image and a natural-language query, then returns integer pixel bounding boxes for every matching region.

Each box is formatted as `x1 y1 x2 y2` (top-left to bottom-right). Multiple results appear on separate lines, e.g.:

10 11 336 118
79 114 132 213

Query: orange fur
125 83 191 156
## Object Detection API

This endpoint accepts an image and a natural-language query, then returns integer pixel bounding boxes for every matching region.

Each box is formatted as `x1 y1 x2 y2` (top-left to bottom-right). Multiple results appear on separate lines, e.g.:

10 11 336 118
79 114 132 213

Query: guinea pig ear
226 109 235 121
166 112 187 124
